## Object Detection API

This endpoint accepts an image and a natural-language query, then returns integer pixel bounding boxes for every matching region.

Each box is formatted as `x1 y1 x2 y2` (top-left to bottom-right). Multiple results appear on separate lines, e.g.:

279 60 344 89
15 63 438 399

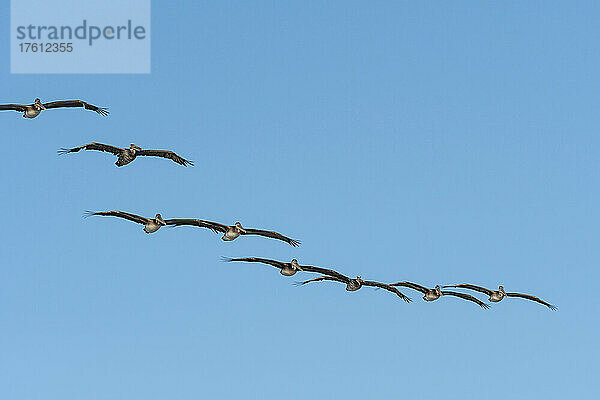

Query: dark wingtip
293 281 307 287
220 256 234 262
481 303 491 310
96 107 109 116
57 148 71 155
82 210 96 218
290 239 301 247
549 305 558 311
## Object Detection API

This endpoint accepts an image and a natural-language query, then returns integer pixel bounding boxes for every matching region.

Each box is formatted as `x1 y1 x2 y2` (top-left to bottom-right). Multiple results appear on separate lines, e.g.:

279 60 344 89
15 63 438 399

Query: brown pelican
222 257 349 278
0 98 108 118
443 284 557 310
58 143 193 167
166 219 300 246
84 211 167 233
296 275 412 303
391 282 490 309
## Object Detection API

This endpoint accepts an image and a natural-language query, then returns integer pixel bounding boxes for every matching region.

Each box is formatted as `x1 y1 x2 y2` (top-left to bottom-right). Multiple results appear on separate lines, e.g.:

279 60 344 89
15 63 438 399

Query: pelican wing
58 142 123 155
165 219 228 233
222 257 287 270
294 275 348 286
442 283 494 296
43 100 109 116
241 228 300 247
442 291 490 309
299 265 349 280
363 281 412 303
0 104 27 112
135 150 194 166
391 281 429 294
505 292 557 310
84 210 150 225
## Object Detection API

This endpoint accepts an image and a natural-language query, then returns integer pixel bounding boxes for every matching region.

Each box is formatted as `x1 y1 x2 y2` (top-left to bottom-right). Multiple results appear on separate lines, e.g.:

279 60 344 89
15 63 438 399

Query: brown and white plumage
58 143 193 167
444 284 557 310
0 98 108 118
392 282 490 309
296 274 412 303
166 220 300 246
84 210 167 234
222 257 348 278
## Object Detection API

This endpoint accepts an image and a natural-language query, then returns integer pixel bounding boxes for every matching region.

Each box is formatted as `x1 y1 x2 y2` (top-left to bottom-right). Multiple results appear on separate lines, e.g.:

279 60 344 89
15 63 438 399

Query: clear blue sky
1 1 598 398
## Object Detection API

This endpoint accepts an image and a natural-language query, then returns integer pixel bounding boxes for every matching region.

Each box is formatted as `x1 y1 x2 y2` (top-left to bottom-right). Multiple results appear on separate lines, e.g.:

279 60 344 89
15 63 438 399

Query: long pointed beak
41 105 47 110
239 228 247 234
297 265 303 271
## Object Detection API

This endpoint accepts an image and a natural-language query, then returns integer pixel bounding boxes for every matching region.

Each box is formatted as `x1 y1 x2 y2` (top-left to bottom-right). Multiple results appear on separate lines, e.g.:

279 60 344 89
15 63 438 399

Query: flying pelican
222 257 349 278
443 284 556 310
0 98 108 118
58 143 193 167
166 219 300 246
391 282 490 309
295 275 412 303
84 211 167 233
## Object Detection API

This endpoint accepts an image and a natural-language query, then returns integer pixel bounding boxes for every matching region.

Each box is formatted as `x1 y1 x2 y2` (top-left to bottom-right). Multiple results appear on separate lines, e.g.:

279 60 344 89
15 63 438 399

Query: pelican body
24 98 46 118
117 144 142 167
345 276 364 291
422 285 444 301
223 222 247 241
143 214 167 233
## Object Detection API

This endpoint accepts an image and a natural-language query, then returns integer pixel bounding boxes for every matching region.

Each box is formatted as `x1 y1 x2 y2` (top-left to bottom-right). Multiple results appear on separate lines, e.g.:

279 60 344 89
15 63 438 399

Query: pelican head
234 222 247 233
290 258 303 271
355 276 364 284
498 285 506 295
34 98 46 110
155 214 166 226
434 285 443 296
129 143 142 152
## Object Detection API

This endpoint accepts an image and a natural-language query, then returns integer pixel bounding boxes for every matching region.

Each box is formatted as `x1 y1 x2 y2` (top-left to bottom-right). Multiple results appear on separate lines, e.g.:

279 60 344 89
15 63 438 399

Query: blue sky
1 1 598 398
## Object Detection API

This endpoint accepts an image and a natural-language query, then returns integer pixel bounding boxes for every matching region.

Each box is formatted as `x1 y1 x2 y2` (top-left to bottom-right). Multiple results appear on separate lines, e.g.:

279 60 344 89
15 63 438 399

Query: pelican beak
297 265 303 271
40 104 47 110
239 227 247 234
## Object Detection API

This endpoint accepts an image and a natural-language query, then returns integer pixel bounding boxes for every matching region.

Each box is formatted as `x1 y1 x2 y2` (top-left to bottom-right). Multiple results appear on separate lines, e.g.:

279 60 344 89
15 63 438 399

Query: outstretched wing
221 257 286 270
294 275 347 286
505 292 557 310
442 283 494 296
241 228 300 247
363 281 412 303
165 219 228 233
43 100 109 116
84 210 150 225
442 291 490 309
58 142 122 155
391 281 429 294
0 104 27 112
298 265 349 280
135 150 194 166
